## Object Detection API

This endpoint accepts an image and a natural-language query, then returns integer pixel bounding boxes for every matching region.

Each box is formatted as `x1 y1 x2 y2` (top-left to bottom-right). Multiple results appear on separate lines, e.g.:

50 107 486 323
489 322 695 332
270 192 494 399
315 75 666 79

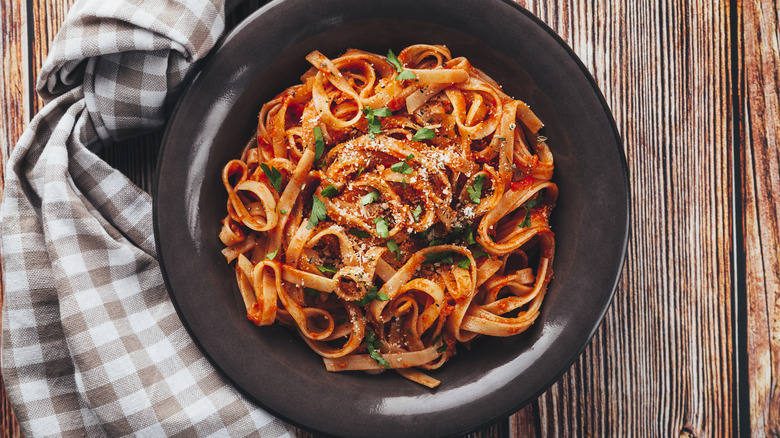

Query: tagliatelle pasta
219 44 557 388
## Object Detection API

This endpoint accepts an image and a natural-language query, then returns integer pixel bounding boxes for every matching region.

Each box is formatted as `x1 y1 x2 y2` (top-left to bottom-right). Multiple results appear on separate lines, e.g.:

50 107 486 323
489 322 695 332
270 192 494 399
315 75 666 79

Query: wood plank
28 0 76 115
0 0 28 435
741 0 780 435
513 0 735 436
1 0 749 437
0 0 29 157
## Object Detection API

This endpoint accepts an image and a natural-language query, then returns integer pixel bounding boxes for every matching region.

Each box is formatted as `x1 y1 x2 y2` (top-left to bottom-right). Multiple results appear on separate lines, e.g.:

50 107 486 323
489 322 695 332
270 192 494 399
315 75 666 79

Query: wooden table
2 0 778 436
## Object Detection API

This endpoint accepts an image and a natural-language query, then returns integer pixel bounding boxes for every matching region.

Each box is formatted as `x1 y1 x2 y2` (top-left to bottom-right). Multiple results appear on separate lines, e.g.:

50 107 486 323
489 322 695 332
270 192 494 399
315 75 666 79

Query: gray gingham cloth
0 0 294 436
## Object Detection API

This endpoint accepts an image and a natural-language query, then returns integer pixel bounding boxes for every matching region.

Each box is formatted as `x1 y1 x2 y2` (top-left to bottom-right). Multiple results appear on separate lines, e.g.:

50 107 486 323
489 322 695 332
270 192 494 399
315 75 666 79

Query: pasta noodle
219 44 557 388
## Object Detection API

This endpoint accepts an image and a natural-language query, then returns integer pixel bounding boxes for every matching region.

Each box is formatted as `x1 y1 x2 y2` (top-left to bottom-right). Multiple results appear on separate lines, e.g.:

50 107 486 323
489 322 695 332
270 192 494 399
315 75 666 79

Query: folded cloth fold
1 0 294 436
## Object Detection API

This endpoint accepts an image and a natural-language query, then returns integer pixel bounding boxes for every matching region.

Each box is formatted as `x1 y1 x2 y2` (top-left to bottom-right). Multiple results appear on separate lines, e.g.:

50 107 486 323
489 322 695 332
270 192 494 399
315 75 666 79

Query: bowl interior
155 1 628 436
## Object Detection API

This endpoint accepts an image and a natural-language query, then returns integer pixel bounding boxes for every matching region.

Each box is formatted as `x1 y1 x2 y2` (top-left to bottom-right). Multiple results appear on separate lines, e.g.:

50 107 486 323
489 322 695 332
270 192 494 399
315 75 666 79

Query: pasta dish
219 44 557 388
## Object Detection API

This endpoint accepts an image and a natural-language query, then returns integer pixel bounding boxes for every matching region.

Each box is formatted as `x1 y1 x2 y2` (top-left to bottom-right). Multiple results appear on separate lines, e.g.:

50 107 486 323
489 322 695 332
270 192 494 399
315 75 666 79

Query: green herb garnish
472 249 491 259
386 49 417 81
305 288 321 297
365 329 391 368
456 258 470 269
465 229 477 245
386 49 404 71
396 70 416 80
390 154 414 175
279 209 288 215
321 185 339 197
519 212 532 228
307 195 327 229
313 126 325 162
362 107 392 138
374 217 390 238
467 174 486 204
427 238 444 247
361 189 381 206
412 127 435 141
317 265 338 274
387 240 402 261
260 163 283 192
411 205 423 222
355 286 391 306
518 196 543 229
424 251 455 264
265 247 279 260
350 228 372 238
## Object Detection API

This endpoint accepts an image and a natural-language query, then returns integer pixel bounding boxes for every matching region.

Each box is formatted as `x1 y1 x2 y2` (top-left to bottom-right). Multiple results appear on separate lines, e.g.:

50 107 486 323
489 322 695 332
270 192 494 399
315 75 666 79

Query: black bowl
154 0 629 436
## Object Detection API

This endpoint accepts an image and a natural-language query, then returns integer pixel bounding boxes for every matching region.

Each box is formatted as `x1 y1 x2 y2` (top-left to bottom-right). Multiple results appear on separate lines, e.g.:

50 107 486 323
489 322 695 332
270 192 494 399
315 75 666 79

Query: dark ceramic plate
154 0 629 436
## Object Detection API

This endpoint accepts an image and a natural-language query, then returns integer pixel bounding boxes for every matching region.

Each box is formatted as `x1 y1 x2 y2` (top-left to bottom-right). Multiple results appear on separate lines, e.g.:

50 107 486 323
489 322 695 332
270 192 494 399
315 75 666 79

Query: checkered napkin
0 0 294 436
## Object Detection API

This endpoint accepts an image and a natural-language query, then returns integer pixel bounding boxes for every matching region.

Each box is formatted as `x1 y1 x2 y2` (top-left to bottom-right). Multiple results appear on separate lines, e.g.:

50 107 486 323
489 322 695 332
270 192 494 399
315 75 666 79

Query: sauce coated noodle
219 45 557 388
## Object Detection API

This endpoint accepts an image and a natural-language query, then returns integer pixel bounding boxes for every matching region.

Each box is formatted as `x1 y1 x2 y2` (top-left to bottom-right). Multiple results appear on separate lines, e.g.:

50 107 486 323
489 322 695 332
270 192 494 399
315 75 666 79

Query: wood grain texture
27 0 76 115
514 1 736 436
741 0 780 435
0 0 28 436
1 0 29 157
6 0 780 436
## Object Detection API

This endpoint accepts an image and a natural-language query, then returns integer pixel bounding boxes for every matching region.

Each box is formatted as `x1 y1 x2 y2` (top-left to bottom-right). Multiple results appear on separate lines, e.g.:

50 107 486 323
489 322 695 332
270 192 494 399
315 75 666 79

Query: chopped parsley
350 228 372 238
387 240 402 261
385 49 404 71
396 70 416 80
518 196 543 228
356 166 365 178
313 126 325 162
355 286 390 306
316 265 338 274
365 329 390 368
412 127 435 141
456 258 470 269
433 335 447 353
304 288 321 298
307 195 327 229
519 212 532 228
390 154 414 175
321 185 339 197
361 189 381 206
424 251 455 265
260 163 283 192
429 226 474 247
411 205 423 222
265 247 279 260
386 49 417 81
465 229 477 245
362 107 392 138
279 209 288 215
472 249 491 259
373 217 390 238
467 174 487 204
